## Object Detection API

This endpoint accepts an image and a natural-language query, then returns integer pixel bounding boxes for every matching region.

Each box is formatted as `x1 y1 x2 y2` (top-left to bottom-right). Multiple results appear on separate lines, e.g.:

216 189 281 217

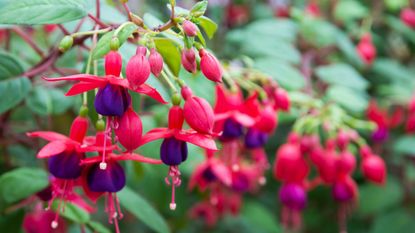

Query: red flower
356 33 376 65
199 49 223 83
401 8 415 28
189 156 232 191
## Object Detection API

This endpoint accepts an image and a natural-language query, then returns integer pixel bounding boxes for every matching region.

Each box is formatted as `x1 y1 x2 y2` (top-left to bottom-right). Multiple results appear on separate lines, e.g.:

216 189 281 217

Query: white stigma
51 221 58 229
232 164 240 171
169 203 176 210
99 162 107 170
112 212 118 218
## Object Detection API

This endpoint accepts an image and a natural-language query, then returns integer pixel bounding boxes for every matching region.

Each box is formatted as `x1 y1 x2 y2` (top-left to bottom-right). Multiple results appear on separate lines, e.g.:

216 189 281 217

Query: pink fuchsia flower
273 139 309 183
332 176 358 203
304 2 320 17
149 48 164 77
23 205 66 233
361 153 386 185
199 49 223 83
126 49 151 89
356 33 376 65
181 48 197 73
43 51 166 117
140 105 217 209
183 20 198 37
189 156 232 191
279 183 307 230
401 8 415 28
114 107 143 152
189 202 219 227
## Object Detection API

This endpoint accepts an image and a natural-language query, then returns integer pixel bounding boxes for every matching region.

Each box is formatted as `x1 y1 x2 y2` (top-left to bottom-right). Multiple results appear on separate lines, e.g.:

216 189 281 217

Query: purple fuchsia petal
220 118 244 141
87 161 126 193
231 171 250 192
94 84 130 117
244 128 268 149
160 137 188 166
48 151 83 179
332 181 354 202
279 183 307 210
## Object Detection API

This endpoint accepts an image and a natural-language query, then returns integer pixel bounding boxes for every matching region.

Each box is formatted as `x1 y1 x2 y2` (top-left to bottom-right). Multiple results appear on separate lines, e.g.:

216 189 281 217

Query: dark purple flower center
87 161 126 193
332 181 353 202
36 185 53 202
371 127 389 143
48 151 83 179
202 167 216 182
244 128 268 148
231 172 250 193
94 84 131 117
220 119 243 141
160 137 188 166
279 183 307 210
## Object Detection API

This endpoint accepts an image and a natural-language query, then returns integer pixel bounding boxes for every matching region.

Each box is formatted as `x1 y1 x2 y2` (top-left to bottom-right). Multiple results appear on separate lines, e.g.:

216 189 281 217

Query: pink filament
165 166 182 209
100 117 111 168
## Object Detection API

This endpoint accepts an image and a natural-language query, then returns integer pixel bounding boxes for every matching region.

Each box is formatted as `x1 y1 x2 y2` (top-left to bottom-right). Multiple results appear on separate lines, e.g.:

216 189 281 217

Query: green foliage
0 0 88 24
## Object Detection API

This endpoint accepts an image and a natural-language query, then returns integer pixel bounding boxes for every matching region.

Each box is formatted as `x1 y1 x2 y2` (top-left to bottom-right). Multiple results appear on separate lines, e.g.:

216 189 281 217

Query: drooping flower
279 183 307 230
140 105 217 209
43 51 166 117
356 33 376 65
114 107 143 152
126 48 151 89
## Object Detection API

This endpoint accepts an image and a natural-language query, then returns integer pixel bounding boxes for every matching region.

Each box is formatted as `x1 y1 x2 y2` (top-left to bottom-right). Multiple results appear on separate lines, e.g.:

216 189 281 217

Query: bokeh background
1 0 415 233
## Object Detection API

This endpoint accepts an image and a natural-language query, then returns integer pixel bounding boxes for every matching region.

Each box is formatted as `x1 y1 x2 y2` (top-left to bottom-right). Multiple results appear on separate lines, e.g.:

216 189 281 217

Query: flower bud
362 154 386 185
69 116 89 143
254 105 277 133
168 106 184 129
317 147 337 184
183 95 215 134
114 107 143 152
336 151 356 175
149 48 163 77
332 177 357 202
181 48 196 73
401 8 415 28
183 20 198 37
273 143 308 182
136 46 147 56
199 49 223 82
59 36 73 52
274 88 290 111
356 33 376 65
126 54 151 89
181 86 193 100
105 51 122 76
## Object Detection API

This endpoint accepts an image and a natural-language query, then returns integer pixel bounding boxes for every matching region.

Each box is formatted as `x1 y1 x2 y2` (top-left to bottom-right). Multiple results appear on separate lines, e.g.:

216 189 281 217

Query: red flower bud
273 88 290 111
149 48 163 77
199 49 223 82
401 8 415 28
183 20 198 37
181 48 196 73
105 51 122 76
273 143 309 182
114 107 143 152
136 46 147 56
126 54 151 89
168 106 184 129
254 105 277 133
357 33 376 65
181 85 193 100
336 151 356 176
69 116 89 143
183 95 215 134
362 154 386 185
317 148 337 184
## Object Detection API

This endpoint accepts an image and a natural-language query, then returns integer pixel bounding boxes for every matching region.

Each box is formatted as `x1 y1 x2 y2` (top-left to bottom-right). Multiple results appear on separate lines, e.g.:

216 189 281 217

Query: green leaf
336 30 364 68
0 0 88 25
358 176 403 216
87 221 112 233
372 59 413 83
143 13 164 29
326 85 368 113
0 168 48 205
254 59 305 90
394 136 415 155
198 17 218 39
52 202 90 224
245 19 298 42
190 0 208 18
300 19 339 47
118 187 170 233
26 86 75 116
154 38 181 77
0 77 32 114
370 210 415 233
241 202 281 233
92 24 137 59
334 0 368 23
315 63 369 90
386 16 415 45
0 52 24 80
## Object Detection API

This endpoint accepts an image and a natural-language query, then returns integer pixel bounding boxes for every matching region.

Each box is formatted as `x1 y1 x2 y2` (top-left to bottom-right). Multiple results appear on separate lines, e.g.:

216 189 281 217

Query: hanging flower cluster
188 68 290 226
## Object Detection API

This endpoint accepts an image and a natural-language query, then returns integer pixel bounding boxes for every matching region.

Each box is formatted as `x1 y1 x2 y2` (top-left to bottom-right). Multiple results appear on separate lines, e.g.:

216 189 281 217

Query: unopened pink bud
126 54 151 89
183 20 198 37
114 107 143 152
149 48 163 77
199 49 223 82
183 95 215 134
105 51 122 76
136 46 147 56
181 48 196 73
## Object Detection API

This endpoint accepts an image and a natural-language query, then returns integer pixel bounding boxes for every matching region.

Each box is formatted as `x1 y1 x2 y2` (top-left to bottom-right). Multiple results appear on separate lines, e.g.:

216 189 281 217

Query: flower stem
160 70 177 93
71 27 111 38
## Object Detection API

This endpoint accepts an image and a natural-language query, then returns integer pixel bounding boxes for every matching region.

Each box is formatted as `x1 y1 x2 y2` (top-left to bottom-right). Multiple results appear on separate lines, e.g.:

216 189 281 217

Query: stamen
166 166 182 211
51 220 58 229
101 117 111 170
259 176 266 185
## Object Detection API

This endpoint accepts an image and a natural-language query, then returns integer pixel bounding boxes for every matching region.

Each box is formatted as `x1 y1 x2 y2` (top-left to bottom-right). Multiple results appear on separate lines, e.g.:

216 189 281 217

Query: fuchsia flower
126 47 151 89
199 49 223 83
189 155 232 191
360 146 386 185
149 48 164 77
401 8 415 28
114 107 143 152
279 183 307 230
356 33 376 65
43 51 166 117
140 104 217 209
304 2 321 17
181 48 197 73
183 20 198 37
23 205 66 233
